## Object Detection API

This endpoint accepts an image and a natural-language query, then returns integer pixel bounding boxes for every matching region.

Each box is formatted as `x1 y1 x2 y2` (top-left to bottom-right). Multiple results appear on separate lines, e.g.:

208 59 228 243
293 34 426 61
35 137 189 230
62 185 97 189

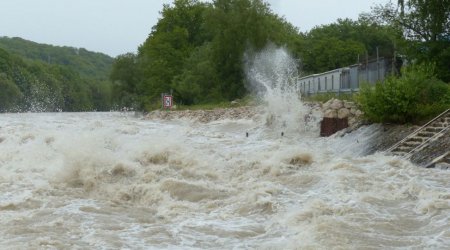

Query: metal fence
297 58 394 95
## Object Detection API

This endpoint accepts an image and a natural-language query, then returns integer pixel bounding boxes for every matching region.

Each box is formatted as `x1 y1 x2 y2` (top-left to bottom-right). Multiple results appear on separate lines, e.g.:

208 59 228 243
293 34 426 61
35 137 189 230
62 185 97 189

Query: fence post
376 47 380 82
366 51 369 82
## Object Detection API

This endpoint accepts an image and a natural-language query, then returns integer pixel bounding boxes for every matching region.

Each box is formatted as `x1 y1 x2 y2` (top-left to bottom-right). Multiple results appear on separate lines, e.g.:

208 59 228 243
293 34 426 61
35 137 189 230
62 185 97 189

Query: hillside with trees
111 0 301 110
110 0 448 123
0 37 113 79
111 0 412 110
1 0 448 118
0 38 114 112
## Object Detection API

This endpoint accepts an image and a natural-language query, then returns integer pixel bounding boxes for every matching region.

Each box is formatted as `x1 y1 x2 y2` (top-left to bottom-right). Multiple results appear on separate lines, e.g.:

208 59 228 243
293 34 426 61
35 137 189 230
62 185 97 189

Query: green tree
110 53 139 108
0 38 114 112
0 37 114 79
123 0 301 109
372 0 450 81
0 73 23 111
171 43 221 104
299 18 399 74
205 0 300 100
136 0 210 109
357 63 450 123
396 0 450 42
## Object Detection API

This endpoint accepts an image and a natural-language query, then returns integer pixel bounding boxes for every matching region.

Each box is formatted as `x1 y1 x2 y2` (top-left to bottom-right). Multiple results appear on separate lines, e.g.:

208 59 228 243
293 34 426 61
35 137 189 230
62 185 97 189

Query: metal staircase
386 109 450 159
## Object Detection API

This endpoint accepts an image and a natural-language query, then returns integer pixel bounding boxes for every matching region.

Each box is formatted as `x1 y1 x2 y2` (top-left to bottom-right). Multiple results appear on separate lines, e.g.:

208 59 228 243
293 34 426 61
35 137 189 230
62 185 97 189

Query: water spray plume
245 45 315 133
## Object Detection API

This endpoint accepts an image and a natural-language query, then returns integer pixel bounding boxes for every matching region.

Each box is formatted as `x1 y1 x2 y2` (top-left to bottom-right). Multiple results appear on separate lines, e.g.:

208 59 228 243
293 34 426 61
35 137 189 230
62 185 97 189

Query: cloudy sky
0 0 390 57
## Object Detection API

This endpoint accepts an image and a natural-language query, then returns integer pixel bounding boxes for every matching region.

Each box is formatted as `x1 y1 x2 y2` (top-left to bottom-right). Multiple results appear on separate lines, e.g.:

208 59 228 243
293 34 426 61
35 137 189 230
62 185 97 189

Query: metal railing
403 126 450 159
386 109 450 154
425 151 450 168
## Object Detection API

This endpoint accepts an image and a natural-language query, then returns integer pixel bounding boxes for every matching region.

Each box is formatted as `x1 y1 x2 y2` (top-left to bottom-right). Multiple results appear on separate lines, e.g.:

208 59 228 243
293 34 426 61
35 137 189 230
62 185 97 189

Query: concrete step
403 141 422 147
393 146 414 153
406 137 424 143
392 151 407 156
417 131 436 137
432 122 446 128
386 109 450 161
425 127 444 133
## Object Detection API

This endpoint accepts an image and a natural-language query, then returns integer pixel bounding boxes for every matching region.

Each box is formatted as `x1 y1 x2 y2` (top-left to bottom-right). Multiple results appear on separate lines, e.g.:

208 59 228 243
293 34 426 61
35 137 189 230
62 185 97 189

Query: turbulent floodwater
0 111 449 249
1 47 449 249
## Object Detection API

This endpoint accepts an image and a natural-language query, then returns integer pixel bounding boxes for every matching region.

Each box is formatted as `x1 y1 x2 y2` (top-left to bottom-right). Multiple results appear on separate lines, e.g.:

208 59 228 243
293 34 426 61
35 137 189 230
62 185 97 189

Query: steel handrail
386 109 450 153
425 151 450 168
403 126 450 159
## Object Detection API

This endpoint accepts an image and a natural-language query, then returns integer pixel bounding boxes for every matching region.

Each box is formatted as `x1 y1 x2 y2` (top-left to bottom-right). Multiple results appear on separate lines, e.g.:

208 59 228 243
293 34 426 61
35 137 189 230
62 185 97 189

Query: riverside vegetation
0 0 449 124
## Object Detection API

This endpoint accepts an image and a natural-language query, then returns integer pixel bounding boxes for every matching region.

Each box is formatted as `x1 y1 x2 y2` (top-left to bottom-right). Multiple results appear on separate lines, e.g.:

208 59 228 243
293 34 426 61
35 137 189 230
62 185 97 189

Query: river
0 111 449 249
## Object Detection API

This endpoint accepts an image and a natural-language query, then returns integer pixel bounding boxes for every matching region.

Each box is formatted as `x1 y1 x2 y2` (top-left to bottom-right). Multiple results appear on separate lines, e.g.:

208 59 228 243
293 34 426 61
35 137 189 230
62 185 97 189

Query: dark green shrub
356 64 450 123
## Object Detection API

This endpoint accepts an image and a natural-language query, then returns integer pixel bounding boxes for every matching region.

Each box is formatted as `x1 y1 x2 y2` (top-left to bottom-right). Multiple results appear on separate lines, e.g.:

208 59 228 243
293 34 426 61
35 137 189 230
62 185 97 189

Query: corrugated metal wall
298 58 392 95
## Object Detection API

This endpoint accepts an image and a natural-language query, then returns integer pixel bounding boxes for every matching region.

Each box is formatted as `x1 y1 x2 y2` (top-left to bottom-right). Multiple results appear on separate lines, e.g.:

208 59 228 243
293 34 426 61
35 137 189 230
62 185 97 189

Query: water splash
26 80 62 112
1 112 449 249
245 45 317 134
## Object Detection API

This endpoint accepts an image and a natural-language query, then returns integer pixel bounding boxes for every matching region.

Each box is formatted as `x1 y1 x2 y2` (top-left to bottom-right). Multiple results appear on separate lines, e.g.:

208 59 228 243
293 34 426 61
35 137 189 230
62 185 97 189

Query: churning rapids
1 48 449 249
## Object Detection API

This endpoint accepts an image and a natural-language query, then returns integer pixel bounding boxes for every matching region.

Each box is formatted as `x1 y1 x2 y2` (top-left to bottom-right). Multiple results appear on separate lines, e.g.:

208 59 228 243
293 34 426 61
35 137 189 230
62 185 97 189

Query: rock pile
321 98 364 130
146 106 263 123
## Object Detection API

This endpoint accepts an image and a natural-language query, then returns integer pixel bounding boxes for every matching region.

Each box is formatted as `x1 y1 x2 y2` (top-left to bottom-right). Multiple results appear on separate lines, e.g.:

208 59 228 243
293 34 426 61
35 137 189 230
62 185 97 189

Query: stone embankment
146 106 263 123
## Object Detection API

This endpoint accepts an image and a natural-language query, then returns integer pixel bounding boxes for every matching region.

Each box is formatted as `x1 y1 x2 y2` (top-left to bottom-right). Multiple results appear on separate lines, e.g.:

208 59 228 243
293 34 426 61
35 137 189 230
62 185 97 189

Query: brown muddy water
0 111 449 249
1 46 449 249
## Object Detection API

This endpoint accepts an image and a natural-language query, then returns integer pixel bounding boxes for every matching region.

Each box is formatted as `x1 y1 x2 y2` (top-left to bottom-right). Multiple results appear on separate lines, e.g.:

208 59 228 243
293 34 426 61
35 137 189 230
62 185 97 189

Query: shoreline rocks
145 106 263 123
322 98 363 126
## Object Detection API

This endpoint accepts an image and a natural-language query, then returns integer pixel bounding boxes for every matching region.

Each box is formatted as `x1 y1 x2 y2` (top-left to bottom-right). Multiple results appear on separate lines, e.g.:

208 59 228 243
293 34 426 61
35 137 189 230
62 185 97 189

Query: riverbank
145 104 448 167
146 106 264 123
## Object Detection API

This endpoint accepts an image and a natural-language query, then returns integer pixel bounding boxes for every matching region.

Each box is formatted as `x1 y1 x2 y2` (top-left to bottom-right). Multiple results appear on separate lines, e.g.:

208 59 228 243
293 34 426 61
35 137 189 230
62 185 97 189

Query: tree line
357 0 450 123
111 0 301 109
112 0 449 111
1 0 448 116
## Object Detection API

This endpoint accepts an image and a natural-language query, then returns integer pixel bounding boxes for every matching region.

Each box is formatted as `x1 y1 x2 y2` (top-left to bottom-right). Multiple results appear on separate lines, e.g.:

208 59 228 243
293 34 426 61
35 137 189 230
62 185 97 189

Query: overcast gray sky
0 0 390 57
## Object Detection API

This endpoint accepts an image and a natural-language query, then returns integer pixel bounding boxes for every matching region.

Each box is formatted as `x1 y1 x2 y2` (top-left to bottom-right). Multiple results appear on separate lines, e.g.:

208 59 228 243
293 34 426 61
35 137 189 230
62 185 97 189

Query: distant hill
0 38 114 112
0 36 113 80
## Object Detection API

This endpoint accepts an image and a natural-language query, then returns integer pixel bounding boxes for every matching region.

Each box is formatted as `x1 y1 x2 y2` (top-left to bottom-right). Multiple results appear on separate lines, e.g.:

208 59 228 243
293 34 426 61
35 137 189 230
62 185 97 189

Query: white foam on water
0 111 449 249
1 47 449 248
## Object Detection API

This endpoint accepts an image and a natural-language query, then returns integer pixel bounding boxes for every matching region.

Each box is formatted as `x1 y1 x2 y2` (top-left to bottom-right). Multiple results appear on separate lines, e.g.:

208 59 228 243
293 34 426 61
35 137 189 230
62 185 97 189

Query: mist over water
0 48 449 248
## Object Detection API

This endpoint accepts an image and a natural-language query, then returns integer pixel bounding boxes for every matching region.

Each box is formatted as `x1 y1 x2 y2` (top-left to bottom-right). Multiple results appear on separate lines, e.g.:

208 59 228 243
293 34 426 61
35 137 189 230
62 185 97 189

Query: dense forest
0 37 114 112
111 0 449 111
1 0 448 114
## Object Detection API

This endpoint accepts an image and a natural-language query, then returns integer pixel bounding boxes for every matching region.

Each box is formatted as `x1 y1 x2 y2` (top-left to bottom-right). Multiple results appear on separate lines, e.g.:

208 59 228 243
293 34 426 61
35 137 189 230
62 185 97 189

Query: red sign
163 95 173 108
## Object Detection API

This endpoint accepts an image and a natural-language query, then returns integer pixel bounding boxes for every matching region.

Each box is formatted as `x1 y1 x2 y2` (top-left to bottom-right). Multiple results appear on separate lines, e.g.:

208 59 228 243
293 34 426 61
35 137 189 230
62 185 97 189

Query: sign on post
163 95 173 109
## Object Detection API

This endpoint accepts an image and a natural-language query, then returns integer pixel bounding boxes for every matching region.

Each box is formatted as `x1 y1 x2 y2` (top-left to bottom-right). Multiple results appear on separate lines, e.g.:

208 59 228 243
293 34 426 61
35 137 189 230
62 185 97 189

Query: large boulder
330 99 344 110
338 108 351 119
324 109 338 118
322 99 333 110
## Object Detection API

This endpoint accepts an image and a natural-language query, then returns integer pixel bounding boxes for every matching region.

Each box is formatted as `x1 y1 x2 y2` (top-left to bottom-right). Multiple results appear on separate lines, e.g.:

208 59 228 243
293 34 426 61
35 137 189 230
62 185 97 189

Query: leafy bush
356 63 450 123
